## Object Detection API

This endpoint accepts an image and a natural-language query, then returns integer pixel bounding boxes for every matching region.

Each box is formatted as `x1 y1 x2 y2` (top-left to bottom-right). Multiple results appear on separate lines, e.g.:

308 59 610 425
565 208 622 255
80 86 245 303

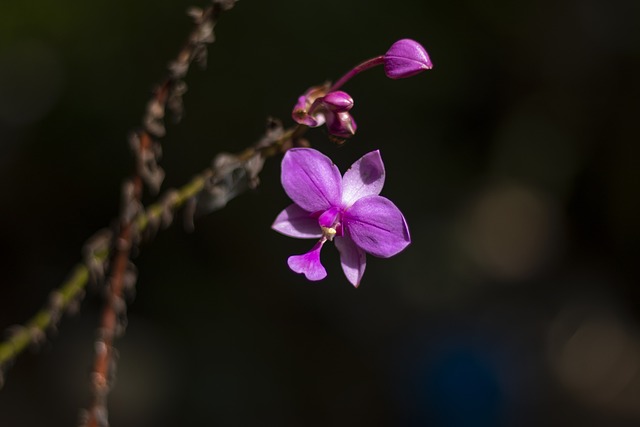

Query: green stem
0 264 91 368
0 123 302 374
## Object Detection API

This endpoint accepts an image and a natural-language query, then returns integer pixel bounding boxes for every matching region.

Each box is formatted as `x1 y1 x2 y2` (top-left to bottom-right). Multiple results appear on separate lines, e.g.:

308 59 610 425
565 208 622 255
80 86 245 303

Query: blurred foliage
1 0 639 426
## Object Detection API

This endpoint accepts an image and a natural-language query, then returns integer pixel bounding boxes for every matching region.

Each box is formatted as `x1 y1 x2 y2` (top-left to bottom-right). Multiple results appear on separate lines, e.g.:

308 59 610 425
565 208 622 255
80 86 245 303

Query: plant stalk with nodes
0 2 432 424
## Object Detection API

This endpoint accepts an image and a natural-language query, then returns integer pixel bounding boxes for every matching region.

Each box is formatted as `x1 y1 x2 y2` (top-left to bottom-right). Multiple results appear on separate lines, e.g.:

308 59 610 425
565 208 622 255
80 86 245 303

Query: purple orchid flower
272 148 410 287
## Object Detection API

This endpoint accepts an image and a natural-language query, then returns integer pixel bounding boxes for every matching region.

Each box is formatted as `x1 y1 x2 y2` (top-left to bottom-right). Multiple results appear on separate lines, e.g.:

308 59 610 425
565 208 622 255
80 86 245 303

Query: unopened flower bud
383 39 433 79
292 88 357 142
326 111 357 140
322 91 354 112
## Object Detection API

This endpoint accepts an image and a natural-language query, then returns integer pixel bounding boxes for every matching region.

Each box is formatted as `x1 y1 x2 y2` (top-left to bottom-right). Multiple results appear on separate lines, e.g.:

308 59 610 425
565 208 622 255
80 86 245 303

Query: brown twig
81 2 237 426
0 121 306 388
0 0 311 395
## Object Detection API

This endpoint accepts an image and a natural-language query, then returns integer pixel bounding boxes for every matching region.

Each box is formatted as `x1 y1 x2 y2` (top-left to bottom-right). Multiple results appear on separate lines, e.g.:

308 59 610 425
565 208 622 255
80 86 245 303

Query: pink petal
292 95 322 127
343 195 411 258
292 85 329 127
272 204 322 239
281 148 342 213
287 241 327 281
341 150 385 207
334 236 367 287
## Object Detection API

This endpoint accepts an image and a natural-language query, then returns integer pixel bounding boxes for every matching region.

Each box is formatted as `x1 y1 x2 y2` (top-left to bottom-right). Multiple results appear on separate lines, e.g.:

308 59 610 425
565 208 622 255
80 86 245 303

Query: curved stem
329 56 384 92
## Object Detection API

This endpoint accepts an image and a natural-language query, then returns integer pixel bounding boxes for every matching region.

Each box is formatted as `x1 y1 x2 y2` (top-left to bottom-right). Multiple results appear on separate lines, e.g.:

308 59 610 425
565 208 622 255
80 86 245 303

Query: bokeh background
1 0 639 426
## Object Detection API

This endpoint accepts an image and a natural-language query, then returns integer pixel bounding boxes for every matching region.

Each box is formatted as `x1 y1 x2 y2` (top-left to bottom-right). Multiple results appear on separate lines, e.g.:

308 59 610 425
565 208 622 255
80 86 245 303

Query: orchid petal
341 150 385 208
293 111 323 127
343 195 410 258
292 85 329 127
281 148 342 213
334 236 367 287
272 204 321 239
287 241 327 281
292 95 319 127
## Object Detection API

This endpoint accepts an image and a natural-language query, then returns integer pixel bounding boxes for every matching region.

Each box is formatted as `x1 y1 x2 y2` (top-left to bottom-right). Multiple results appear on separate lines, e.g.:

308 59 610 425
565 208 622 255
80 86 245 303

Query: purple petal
292 85 329 127
281 148 342 213
293 111 323 127
292 96 315 126
287 241 327 281
334 236 367 287
272 204 322 239
292 97 325 127
384 39 433 79
341 150 385 208
343 195 410 258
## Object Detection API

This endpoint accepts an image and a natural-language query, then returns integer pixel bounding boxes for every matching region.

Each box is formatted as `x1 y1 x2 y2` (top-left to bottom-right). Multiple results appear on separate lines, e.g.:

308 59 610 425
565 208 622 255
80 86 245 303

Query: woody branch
81 1 237 426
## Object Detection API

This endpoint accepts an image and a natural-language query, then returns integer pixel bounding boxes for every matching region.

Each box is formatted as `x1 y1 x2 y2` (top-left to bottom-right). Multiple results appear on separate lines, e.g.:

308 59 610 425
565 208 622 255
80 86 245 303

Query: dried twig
0 231 109 388
0 0 311 402
81 2 238 426
0 121 303 387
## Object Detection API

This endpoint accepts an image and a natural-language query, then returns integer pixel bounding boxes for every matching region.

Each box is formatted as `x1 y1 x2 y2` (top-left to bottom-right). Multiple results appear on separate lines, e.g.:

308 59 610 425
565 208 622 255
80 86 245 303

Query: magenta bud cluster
292 87 357 141
291 38 431 142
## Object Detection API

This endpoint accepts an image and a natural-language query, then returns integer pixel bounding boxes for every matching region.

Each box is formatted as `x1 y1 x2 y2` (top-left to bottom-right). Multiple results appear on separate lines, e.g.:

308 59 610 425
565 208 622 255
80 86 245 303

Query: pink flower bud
383 39 433 79
292 88 357 142
326 111 357 140
322 91 354 112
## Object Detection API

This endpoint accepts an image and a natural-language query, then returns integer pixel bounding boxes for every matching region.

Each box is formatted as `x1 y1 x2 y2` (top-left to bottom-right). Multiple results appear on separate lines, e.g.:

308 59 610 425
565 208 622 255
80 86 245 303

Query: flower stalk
329 56 385 92
0 16 432 424
0 121 303 385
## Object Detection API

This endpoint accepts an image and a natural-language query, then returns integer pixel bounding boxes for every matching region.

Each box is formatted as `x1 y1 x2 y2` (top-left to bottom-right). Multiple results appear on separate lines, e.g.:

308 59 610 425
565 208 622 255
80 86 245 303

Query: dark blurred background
1 0 639 426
